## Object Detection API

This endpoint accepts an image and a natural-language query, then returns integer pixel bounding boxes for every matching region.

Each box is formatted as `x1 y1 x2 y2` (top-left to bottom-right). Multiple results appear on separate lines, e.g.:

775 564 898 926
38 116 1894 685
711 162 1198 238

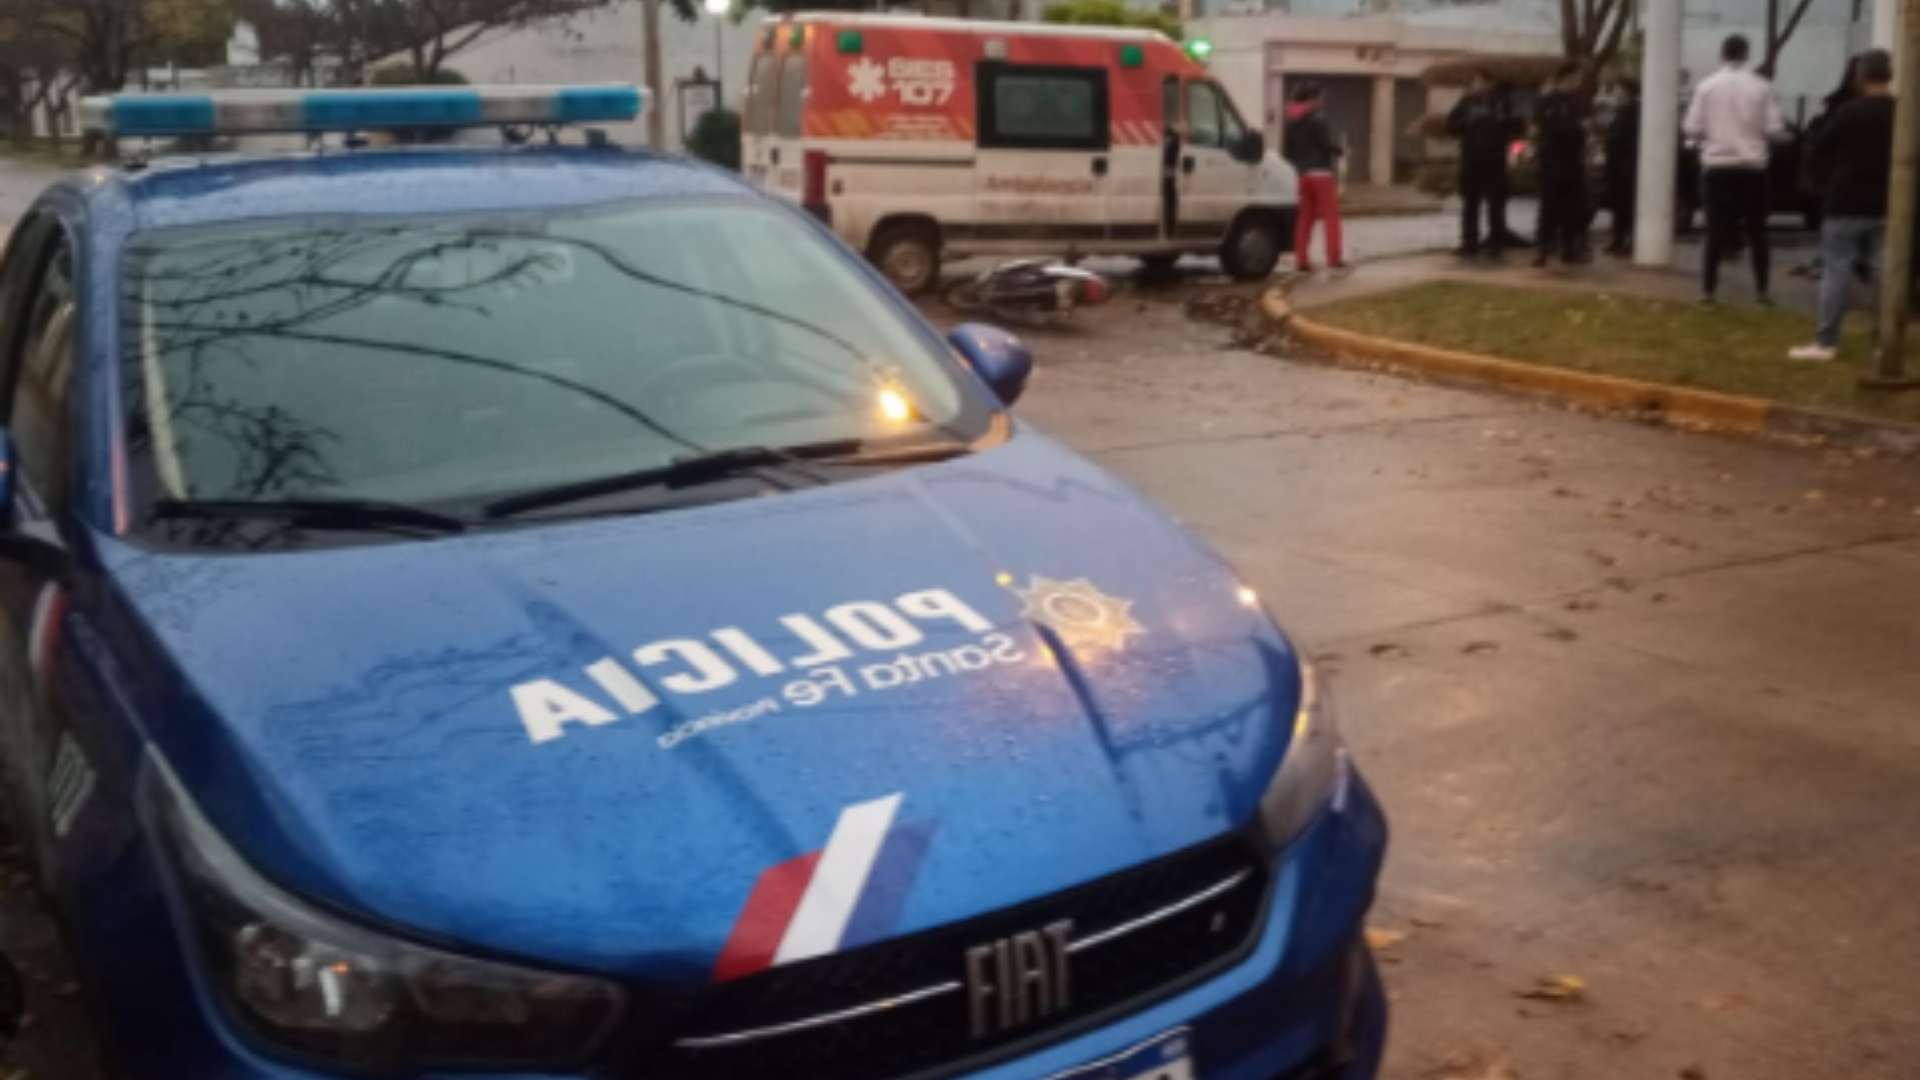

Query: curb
1259 287 1920 456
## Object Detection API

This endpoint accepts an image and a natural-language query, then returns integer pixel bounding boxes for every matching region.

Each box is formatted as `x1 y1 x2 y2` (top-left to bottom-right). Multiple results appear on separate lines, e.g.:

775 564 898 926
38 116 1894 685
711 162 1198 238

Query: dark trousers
1536 169 1587 262
1703 167 1770 297
1459 164 1510 252
1607 167 1636 247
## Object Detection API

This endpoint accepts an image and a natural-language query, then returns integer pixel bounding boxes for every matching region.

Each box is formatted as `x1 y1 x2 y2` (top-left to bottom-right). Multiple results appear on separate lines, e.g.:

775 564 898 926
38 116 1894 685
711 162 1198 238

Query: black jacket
1811 95 1895 218
1449 89 1521 169
1533 89 1587 176
1283 104 1342 174
1604 98 1640 179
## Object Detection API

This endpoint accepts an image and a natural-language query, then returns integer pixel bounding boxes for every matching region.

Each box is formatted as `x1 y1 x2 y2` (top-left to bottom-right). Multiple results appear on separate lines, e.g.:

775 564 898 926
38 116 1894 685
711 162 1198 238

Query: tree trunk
1764 0 1779 75
1 69 27 146
643 0 665 147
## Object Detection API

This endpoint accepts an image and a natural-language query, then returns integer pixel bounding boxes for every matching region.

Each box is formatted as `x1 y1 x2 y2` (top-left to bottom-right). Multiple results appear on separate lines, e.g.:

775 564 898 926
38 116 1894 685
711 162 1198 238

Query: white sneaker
1787 343 1837 362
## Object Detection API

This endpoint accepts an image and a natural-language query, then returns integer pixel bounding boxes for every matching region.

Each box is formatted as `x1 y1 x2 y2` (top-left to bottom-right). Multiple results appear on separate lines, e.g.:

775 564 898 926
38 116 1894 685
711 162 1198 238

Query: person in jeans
1789 55 1864 278
1684 34 1785 305
1532 63 1590 268
1790 49 1895 362
1449 70 1523 258
1283 82 1346 274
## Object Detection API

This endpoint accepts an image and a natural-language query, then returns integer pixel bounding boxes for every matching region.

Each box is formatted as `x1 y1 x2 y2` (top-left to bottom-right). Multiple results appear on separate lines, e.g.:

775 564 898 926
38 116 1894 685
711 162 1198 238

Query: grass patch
1310 280 1920 425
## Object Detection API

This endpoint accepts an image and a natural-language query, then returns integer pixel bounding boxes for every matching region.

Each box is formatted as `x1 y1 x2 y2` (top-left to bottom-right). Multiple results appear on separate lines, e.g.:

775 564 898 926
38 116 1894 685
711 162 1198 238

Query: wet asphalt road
991 290 1920 1080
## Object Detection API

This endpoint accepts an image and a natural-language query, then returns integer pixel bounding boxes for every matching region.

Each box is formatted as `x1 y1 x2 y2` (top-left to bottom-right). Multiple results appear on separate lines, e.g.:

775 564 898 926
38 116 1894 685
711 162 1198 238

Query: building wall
1194 13 1559 183
1199 0 1866 107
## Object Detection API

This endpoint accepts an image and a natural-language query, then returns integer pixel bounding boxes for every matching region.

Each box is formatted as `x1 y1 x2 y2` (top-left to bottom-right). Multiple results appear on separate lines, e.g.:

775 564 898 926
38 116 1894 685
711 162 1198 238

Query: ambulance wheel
871 222 941 296
1221 213 1285 280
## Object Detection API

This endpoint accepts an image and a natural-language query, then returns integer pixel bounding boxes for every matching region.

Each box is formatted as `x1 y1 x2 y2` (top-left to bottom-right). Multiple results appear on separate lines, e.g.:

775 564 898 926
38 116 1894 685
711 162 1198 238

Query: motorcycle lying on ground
941 258 1112 322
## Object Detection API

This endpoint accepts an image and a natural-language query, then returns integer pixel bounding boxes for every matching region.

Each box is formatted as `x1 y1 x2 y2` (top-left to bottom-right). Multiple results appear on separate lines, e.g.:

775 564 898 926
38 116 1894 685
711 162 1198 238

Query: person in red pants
1283 82 1348 275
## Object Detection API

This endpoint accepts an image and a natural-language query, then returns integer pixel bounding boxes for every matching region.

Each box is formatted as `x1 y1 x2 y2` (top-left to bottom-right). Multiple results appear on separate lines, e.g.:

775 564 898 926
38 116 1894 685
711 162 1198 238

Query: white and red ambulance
743 14 1297 293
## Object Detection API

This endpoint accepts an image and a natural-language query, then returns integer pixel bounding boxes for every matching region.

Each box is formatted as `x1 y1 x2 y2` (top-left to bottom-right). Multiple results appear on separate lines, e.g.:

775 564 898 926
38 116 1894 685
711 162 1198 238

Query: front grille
636 831 1270 1080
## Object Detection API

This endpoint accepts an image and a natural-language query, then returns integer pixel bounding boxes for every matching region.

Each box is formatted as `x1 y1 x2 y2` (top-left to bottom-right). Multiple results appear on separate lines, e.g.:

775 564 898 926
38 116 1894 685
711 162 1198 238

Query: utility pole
643 0 665 148
1633 0 1683 267
1870 0 1920 388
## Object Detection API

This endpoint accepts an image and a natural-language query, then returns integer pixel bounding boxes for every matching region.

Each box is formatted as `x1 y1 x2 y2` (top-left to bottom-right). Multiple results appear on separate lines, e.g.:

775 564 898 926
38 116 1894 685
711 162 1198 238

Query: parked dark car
1674 123 1821 232
1576 111 1818 235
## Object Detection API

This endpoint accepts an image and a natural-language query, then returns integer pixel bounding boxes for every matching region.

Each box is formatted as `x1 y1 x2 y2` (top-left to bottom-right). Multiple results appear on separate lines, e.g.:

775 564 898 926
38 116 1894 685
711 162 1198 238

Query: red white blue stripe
714 793 933 981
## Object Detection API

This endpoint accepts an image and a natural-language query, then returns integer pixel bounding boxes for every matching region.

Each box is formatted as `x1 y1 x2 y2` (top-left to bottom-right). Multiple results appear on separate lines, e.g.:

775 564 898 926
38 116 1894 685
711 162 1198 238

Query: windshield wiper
483 438 971 520
149 497 469 535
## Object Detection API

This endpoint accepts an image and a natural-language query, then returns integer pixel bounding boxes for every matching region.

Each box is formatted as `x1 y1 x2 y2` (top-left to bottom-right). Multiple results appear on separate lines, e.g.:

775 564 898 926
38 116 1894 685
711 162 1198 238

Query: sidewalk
1290 238 1823 317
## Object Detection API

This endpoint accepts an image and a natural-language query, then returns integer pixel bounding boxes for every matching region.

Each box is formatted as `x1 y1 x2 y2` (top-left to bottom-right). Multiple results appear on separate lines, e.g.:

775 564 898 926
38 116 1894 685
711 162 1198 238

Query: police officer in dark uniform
1533 62 1592 267
1448 69 1523 258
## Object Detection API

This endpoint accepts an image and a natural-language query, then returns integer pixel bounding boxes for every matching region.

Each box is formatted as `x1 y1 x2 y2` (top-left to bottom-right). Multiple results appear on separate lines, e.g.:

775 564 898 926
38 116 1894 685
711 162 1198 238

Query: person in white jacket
1684 34 1786 305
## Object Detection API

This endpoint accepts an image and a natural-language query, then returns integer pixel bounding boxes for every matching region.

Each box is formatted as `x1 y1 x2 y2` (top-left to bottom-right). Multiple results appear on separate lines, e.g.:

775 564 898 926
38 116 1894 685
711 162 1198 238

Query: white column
1370 74 1395 186
1874 0 1901 50
1634 0 1684 267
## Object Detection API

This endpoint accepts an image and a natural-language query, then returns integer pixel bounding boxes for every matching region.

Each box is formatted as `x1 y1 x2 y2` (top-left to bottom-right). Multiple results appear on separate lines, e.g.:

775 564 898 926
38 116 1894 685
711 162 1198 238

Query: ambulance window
1187 82 1226 148
1219 88 1247 145
748 54 780 137
777 54 808 138
977 63 1109 151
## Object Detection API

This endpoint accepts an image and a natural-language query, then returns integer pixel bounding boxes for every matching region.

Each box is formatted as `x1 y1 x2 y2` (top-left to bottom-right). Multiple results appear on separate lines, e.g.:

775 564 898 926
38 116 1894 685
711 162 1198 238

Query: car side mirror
0 953 22 1056
1235 131 1266 164
948 324 1033 406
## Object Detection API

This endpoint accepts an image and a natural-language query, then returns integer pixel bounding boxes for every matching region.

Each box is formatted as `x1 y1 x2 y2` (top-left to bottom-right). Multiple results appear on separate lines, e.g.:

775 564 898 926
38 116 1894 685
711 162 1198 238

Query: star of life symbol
848 58 887 104
1010 576 1143 652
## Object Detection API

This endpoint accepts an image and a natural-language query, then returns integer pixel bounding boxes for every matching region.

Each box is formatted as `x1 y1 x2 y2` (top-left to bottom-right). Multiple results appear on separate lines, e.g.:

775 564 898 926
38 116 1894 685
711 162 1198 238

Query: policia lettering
511 589 1023 744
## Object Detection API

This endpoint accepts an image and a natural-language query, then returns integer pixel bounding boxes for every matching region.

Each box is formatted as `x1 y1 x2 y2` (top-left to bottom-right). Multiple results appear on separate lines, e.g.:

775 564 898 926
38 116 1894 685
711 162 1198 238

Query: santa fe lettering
512 589 1002 744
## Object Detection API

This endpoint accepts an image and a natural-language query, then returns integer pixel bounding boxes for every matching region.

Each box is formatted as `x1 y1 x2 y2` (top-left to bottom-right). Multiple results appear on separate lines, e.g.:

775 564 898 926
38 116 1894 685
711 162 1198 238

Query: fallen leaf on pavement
1365 927 1407 950
1410 915 1445 929
1516 975 1585 1002
1424 1044 1517 1080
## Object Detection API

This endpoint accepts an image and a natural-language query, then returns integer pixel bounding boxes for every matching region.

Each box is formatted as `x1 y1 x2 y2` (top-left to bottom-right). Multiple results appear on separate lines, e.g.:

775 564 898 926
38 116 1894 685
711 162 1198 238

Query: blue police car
0 84 1387 1080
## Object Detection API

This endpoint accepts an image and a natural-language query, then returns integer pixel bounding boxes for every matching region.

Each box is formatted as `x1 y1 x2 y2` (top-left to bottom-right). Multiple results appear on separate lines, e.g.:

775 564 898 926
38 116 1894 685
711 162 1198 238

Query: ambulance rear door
744 41 780 188
763 43 813 203
972 61 1113 249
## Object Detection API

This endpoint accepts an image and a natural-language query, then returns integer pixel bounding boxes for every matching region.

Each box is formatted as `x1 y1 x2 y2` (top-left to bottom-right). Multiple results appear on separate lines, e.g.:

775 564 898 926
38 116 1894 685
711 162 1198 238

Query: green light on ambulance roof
1186 39 1214 62
1119 44 1144 68
838 29 863 54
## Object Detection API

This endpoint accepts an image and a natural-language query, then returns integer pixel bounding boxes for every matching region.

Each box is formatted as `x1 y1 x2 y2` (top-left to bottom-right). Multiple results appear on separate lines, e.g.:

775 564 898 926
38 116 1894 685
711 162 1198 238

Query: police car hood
113 433 1302 980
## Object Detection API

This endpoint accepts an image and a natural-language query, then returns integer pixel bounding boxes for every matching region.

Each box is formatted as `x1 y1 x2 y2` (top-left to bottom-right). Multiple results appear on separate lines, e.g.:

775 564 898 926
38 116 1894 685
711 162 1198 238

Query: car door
0 214 91 885
1177 78 1252 242
973 62 1111 248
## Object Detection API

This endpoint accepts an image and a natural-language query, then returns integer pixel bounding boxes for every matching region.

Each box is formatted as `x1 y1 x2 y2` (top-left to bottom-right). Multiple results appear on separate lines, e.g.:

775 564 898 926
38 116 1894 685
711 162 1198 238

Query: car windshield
119 197 996 540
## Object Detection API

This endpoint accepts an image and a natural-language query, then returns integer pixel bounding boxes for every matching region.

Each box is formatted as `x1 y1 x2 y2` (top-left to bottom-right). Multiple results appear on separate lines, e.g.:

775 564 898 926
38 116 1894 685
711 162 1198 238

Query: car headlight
1256 662 1350 848
141 750 624 1074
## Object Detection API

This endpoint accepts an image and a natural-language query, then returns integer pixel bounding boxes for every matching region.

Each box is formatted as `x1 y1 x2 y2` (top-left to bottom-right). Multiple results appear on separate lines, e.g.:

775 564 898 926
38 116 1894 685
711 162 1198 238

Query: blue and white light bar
80 84 643 139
